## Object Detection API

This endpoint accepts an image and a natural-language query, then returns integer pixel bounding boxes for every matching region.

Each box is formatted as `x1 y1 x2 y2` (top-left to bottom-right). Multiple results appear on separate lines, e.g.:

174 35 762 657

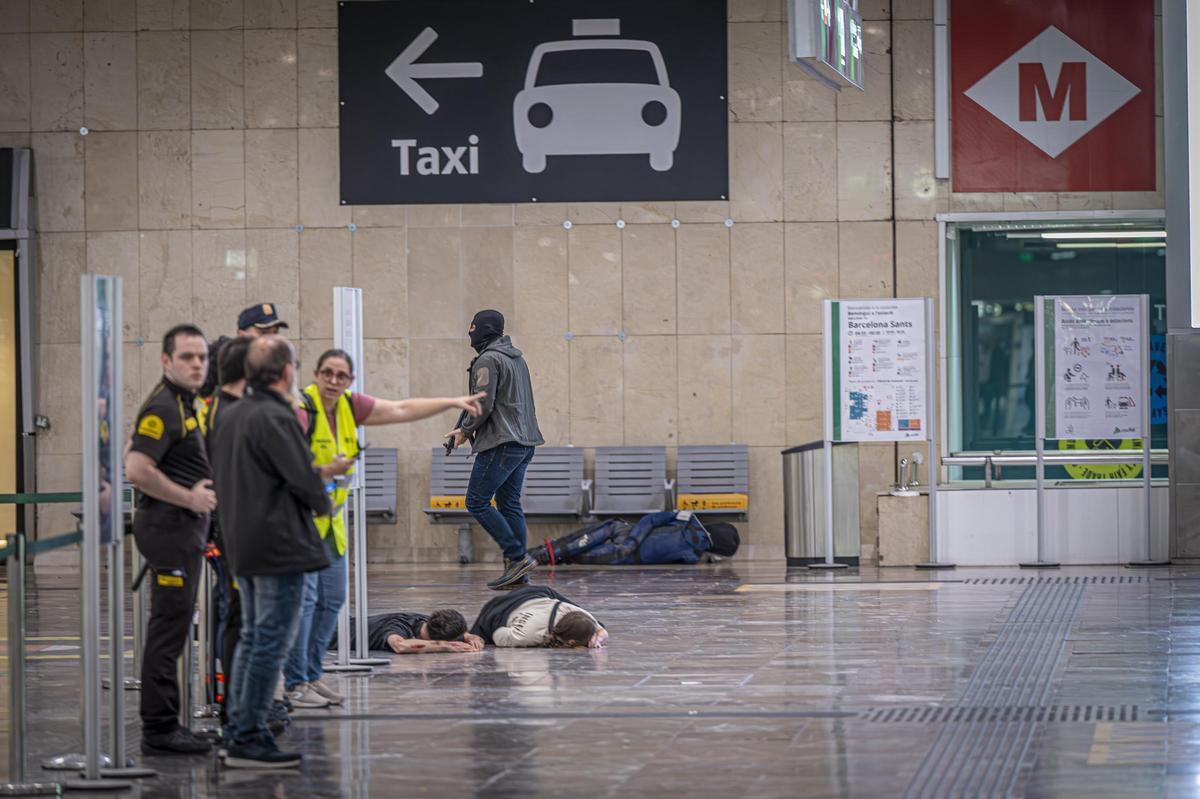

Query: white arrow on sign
385 27 484 115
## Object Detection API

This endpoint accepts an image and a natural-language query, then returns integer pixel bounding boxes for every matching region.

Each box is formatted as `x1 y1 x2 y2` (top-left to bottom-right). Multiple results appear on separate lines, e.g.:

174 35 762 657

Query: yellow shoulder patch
137 414 165 440
184 417 198 431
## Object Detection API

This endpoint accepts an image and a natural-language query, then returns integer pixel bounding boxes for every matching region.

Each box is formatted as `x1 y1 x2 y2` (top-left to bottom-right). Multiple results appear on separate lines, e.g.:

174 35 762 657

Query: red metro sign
951 0 1155 193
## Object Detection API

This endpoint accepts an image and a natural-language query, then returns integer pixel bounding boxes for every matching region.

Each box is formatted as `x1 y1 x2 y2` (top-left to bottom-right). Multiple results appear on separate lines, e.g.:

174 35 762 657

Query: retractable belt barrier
0 490 155 793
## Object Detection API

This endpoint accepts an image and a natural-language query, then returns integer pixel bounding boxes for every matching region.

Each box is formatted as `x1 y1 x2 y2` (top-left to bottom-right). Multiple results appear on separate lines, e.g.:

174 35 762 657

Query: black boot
487 554 536 589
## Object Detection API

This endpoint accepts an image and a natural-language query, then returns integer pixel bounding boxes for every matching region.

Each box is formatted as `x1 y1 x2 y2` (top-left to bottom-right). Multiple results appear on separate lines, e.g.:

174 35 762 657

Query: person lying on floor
469 585 608 649
528 511 740 566
329 610 485 654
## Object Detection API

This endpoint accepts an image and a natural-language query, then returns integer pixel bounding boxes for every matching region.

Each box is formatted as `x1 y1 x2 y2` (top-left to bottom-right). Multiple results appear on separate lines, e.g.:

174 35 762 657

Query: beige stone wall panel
569 336 623 446
406 227 462 340
785 333 822 445
31 32 84 131
297 127 350 226
838 221 894 298
138 129 191 229
191 0 243 30
190 30 243 129
84 32 136 130
783 122 837 221
676 223 731 335
32 131 85 231
462 227 515 328
351 226 406 340
137 0 189 30
244 128 298 227
621 224 676 336
138 229 192 340
677 334 732 444
86 230 140 339
732 334 786 445
836 22 891 121
37 233 86 345
0 34 31 132
244 30 298 128
297 226 350 339
244 0 297 28
729 122 783 221
191 229 247 336
244 227 299 334
567 224 622 336
33 0 84 32
728 22 783 123
191 129 245 228
623 335 678 446
297 27 337 128
836 121 892 221
137 31 189 129
784 222 837 335
513 226 568 337
731 222 784 334
84 130 138 230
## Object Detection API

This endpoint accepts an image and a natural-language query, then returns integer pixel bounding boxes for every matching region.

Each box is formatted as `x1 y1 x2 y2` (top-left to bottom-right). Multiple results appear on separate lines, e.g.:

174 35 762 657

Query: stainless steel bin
782 442 860 566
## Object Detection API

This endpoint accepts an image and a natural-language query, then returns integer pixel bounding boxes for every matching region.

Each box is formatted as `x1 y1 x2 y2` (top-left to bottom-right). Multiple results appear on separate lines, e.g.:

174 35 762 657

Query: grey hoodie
460 336 545 454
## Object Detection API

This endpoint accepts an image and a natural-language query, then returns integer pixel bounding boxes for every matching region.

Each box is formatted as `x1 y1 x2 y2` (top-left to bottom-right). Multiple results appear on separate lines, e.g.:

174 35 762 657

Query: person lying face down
469 586 608 649
330 610 485 654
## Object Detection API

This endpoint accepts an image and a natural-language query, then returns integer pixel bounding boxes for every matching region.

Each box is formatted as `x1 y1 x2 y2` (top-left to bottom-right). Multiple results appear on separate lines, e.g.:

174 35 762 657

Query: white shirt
491 598 598 647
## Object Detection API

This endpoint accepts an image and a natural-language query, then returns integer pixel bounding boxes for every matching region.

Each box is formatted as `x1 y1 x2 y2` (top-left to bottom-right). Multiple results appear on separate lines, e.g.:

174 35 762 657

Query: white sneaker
285 683 330 709
308 678 345 705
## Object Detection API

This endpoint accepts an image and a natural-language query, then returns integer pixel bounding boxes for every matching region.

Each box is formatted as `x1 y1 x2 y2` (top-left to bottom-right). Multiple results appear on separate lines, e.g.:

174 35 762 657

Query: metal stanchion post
811 301 847 571
350 490 387 666
128 542 145 690
1129 294 1170 568
62 274 132 790
0 534 61 795
917 297 955 570
100 536 157 779
1021 296 1059 569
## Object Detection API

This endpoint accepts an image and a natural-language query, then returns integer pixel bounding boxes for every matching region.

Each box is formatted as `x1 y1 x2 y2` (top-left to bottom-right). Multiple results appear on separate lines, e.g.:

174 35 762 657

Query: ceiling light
1042 230 1165 240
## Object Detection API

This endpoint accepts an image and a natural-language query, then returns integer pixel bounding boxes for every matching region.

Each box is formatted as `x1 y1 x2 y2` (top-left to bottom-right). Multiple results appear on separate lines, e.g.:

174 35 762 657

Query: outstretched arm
385 634 480 655
364 393 485 426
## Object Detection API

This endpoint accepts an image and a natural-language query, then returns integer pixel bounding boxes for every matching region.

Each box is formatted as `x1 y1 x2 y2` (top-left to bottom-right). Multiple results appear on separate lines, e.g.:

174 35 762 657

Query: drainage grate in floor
863 705 1139 724
961 576 1145 585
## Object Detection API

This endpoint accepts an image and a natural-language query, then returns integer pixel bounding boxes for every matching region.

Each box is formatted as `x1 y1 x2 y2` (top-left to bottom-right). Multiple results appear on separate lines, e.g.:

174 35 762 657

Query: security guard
125 324 216 755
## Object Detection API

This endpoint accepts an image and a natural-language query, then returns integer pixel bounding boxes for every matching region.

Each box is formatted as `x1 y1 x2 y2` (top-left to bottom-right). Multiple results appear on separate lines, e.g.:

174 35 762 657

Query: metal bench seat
674 444 750 521
590 446 672 517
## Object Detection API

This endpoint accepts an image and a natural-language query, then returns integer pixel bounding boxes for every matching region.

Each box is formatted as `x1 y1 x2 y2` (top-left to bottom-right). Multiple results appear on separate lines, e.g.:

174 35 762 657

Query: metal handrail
943 449 1167 487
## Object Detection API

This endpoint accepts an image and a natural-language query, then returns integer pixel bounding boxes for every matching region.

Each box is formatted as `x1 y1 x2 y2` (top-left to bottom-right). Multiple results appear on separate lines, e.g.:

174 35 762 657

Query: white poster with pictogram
1046 295 1144 440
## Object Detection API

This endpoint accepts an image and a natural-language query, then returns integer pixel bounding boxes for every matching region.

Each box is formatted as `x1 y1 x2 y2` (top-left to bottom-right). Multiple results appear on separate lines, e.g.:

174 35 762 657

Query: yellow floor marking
1087 723 1167 767
735 582 943 593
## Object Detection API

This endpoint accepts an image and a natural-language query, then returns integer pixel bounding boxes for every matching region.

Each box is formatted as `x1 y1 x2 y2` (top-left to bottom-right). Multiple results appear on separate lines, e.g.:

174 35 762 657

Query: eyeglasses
319 368 353 383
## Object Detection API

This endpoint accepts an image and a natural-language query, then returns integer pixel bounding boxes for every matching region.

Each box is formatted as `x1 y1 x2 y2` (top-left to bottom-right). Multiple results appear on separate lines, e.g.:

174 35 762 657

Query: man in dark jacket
529 513 741 566
210 335 347 769
448 310 545 590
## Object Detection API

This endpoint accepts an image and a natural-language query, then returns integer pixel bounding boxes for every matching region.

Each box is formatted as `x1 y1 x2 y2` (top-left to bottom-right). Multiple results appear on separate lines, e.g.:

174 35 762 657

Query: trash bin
782 441 860 566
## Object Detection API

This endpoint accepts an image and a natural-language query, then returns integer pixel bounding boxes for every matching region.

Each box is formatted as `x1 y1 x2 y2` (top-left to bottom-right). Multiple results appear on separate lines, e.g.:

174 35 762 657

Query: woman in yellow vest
283 349 484 708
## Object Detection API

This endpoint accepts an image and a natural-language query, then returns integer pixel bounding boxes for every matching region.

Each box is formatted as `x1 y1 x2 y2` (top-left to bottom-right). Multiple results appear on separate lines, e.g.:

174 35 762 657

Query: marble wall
1 0 1164 563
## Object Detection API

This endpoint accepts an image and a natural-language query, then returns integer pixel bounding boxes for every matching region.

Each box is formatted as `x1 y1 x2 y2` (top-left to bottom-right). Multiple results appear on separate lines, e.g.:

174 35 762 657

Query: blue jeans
283 535 346 689
466 443 535 561
228 572 306 744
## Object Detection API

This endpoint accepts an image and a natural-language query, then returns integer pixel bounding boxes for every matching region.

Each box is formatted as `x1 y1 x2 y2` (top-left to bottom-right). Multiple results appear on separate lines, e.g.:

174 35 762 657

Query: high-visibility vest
302 384 358 557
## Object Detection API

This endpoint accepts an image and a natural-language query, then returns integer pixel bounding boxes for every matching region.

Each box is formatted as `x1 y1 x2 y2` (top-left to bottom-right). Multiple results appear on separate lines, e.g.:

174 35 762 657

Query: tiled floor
5 562 1200 797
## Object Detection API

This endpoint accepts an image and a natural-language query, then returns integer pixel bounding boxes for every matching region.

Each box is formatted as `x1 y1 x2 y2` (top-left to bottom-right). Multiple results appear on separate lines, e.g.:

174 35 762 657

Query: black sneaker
499 574 532 590
224 736 302 769
487 554 536 589
142 727 213 756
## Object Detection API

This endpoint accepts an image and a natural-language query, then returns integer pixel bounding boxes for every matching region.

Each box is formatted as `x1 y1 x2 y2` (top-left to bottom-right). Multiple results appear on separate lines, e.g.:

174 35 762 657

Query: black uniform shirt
130 378 213 509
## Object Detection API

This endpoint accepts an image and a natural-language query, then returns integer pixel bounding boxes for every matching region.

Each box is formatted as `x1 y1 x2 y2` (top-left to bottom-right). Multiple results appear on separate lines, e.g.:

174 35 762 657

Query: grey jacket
461 336 544 453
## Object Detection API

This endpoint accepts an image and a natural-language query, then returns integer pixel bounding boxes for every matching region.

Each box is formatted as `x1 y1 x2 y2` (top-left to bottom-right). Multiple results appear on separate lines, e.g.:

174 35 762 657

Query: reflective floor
6 561 1200 797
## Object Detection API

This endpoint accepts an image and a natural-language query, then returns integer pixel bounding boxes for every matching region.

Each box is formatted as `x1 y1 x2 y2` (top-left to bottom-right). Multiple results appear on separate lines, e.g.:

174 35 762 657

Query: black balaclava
469 309 505 353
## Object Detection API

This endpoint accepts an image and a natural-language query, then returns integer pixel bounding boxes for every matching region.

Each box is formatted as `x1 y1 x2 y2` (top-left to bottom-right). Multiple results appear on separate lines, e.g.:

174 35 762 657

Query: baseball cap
237 303 289 332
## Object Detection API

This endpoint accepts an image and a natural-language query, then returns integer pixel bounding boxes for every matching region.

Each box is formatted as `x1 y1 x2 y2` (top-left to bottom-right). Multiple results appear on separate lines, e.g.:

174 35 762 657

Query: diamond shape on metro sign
963 25 1141 159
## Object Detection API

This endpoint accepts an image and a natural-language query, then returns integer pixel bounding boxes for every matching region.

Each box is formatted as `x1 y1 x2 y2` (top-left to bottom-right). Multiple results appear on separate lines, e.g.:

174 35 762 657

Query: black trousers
133 504 207 736
220 566 240 715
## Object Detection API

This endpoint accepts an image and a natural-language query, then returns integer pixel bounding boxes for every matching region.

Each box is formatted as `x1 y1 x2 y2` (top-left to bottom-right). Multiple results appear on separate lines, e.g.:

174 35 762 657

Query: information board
1045 294 1144 440
827 299 928 442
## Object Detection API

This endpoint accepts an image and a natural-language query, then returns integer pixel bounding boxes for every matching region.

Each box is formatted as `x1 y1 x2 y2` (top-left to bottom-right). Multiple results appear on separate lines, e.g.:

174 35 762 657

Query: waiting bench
424 447 589 562
674 445 749 521
360 447 399 523
590 447 672 517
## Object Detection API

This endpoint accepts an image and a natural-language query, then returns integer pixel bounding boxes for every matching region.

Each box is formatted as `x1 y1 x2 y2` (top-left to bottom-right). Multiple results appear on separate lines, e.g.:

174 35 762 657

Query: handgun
444 409 469 455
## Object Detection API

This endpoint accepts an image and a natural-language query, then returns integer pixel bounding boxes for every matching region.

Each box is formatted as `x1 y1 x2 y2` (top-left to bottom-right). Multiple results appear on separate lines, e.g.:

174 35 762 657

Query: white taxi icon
513 39 682 174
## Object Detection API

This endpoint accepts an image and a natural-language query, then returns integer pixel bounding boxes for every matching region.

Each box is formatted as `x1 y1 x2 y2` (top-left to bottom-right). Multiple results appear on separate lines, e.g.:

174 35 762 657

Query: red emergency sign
951 0 1155 193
